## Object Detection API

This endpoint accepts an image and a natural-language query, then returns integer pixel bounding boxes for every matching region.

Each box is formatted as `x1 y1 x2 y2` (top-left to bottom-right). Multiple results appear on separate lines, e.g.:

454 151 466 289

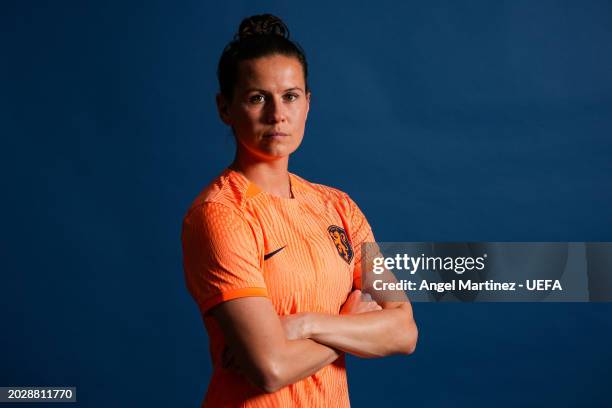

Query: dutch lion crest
327 225 353 264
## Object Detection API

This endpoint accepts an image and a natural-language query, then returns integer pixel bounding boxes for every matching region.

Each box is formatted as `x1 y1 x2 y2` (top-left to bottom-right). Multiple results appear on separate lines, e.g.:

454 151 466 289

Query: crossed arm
283 290 418 358
211 285 418 393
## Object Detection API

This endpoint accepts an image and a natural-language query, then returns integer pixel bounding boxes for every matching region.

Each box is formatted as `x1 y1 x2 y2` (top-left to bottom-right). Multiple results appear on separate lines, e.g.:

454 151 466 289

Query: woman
181 14 418 407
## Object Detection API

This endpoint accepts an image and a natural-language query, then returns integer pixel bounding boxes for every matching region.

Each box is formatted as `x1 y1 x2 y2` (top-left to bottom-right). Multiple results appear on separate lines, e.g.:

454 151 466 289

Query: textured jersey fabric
181 168 374 408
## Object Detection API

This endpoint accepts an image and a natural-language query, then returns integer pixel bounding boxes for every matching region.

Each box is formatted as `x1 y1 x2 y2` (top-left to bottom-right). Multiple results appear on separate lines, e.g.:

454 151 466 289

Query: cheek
292 105 309 126
240 107 259 122
232 109 260 132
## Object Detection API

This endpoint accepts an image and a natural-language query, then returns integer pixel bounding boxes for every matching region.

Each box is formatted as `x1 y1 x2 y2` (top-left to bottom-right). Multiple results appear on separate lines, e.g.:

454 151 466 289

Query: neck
231 151 293 198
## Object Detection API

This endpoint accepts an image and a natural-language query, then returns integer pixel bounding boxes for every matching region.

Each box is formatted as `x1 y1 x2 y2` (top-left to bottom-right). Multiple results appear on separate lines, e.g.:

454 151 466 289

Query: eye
284 93 299 102
248 94 265 104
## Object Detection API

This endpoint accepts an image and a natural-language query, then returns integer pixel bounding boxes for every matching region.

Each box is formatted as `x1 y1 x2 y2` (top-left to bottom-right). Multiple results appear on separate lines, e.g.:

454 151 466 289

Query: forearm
263 338 340 392
304 304 417 358
213 297 342 393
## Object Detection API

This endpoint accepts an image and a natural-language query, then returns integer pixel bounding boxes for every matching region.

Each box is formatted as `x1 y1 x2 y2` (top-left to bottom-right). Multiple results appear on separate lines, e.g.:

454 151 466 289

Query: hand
279 313 309 340
340 290 382 315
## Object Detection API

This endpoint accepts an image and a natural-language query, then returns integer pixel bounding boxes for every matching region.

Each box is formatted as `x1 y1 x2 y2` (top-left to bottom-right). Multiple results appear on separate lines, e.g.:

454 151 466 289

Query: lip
264 131 289 138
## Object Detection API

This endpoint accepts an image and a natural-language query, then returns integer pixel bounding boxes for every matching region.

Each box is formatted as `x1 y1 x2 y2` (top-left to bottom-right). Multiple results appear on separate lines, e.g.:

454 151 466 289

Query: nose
263 96 286 124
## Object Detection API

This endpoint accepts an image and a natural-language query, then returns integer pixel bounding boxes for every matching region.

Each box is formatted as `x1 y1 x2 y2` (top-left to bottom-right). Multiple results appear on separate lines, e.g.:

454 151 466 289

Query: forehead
235 55 305 91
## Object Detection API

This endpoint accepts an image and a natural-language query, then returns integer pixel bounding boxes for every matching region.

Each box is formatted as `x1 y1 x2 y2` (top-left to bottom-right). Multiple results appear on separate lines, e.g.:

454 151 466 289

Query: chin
260 143 301 159
262 149 293 160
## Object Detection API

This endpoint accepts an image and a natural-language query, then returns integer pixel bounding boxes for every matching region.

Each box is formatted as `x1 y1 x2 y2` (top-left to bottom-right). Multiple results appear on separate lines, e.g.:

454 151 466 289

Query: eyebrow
244 87 305 94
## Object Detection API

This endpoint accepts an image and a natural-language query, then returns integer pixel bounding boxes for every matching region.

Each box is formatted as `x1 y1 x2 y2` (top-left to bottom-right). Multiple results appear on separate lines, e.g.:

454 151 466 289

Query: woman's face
218 54 310 161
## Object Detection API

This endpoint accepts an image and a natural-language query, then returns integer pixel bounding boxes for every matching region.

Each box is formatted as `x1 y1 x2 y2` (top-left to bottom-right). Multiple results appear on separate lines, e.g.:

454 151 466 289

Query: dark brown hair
217 14 309 100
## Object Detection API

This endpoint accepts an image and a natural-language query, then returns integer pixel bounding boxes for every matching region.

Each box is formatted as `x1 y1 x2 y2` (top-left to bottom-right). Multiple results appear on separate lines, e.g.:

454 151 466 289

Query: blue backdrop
2 1 612 406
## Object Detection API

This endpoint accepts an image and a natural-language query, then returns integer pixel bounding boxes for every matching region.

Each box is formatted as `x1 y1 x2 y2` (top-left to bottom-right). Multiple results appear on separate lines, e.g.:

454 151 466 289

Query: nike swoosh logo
264 246 286 261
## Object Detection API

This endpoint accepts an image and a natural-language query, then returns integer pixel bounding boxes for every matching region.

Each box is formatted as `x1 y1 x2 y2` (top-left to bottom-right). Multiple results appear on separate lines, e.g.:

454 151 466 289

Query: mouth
264 131 289 138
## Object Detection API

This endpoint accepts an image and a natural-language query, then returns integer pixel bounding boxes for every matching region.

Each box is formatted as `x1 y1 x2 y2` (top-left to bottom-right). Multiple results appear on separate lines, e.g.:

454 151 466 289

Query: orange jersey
181 168 374 407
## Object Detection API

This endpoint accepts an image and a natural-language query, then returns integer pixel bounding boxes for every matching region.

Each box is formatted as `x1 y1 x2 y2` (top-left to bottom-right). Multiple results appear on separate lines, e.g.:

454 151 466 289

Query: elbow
380 313 419 357
400 320 418 355
259 365 283 394
233 342 293 393
251 356 287 394
392 305 418 356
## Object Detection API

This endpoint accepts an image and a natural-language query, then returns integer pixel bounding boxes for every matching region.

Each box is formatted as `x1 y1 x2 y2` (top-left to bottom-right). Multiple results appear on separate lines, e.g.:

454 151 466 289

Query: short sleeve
346 195 376 290
181 202 267 313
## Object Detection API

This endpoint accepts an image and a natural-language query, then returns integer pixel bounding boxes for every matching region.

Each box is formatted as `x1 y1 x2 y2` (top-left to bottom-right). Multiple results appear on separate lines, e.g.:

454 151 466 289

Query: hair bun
236 14 289 41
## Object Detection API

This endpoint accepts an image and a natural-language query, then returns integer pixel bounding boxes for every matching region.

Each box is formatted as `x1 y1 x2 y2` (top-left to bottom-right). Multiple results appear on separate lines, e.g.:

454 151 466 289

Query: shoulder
184 169 253 216
182 170 265 253
291 173 352 207
292 173 373 239
183 169 255 225
291 173 367 220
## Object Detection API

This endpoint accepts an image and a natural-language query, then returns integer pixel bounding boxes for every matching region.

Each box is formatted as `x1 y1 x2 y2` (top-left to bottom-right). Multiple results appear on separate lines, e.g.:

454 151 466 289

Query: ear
216 93 232 126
